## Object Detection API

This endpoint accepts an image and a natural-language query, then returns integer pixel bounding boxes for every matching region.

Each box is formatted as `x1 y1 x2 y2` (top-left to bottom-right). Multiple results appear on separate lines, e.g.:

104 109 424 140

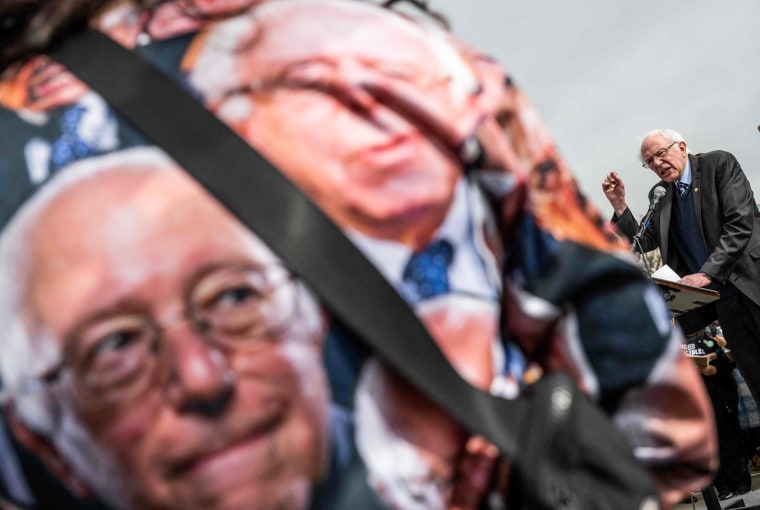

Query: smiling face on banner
2 151 329 509
0 1 717 509
182 0 506 250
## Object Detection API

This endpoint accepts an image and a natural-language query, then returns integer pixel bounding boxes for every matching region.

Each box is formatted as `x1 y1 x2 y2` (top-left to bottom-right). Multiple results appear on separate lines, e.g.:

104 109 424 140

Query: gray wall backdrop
429 0 760 217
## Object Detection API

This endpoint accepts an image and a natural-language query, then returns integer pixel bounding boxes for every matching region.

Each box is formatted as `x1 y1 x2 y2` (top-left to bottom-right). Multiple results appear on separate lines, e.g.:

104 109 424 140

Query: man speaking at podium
601 128 760 405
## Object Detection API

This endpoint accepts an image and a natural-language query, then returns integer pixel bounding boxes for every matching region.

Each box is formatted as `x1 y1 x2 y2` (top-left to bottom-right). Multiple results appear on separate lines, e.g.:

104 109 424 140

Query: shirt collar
347 178 470 285
679 157 692 185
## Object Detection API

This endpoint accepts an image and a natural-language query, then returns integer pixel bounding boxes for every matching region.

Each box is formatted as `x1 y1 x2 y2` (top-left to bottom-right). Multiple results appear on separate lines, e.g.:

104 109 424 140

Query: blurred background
429 0 760 217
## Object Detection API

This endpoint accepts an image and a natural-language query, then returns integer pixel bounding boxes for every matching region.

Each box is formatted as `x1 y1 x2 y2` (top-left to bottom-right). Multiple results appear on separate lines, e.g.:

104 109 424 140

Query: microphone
651 185 666 206
632 185 666 254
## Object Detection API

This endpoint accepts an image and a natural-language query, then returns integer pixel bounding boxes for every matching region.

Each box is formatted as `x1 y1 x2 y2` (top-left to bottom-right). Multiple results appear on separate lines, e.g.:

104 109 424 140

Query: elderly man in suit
602 128 760 406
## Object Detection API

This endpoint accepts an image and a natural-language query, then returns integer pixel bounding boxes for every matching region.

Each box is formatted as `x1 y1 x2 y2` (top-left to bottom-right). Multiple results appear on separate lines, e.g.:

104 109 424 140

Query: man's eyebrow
61 299 149 345
179 260 272 297
60 259 277 342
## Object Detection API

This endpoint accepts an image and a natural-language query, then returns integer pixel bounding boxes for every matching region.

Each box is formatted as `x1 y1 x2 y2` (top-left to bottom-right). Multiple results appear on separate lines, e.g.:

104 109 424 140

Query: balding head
0 147 329 510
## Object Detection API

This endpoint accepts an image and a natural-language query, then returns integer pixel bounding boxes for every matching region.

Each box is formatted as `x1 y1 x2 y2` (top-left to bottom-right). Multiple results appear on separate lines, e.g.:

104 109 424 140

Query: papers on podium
650 265 681 283
650 265 720 316
687 354 711 368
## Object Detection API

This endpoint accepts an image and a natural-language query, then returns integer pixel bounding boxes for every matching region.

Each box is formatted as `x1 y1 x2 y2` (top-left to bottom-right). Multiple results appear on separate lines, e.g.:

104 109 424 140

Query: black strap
46 30 660 510
46 29 527 456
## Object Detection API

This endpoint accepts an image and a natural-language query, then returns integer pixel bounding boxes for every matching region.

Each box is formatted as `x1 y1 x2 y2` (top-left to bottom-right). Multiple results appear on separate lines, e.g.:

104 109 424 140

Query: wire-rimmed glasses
16 263 301 410
641 141 677 169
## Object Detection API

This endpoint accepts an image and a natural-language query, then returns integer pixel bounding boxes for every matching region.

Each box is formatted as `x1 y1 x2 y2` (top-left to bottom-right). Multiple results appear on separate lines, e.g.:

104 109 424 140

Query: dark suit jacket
613 151 760 307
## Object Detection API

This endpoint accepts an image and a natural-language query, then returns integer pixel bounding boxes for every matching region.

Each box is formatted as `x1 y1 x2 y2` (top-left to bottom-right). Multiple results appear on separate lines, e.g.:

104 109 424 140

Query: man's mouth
349 133 420 170
167 410 283 479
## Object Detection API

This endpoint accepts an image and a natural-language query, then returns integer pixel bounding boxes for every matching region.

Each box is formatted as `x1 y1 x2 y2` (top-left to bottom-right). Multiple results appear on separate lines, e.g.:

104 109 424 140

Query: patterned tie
51 104 95 169
676 181 690 198
402 239 454 300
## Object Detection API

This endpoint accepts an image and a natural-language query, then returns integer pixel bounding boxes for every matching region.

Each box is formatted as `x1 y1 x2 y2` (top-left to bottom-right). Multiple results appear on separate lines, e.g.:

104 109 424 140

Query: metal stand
700 485 721 510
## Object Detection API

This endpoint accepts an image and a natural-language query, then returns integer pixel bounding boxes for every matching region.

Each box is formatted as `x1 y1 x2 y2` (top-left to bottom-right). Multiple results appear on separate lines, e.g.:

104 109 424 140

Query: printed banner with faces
0 1 716 509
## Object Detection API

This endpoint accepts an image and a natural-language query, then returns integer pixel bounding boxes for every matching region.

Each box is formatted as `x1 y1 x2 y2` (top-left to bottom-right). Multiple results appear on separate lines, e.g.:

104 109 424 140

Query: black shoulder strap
46 28 526 455
47 29 658 510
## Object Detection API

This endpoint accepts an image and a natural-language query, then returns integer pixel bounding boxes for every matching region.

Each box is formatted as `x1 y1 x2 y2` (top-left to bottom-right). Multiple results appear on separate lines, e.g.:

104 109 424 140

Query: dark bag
47 28 660 510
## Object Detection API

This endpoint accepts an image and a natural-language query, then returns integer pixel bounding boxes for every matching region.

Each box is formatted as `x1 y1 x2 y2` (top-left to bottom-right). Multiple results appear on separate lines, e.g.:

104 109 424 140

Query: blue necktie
51 104 95 169
402 239 454 300
676 181 690 198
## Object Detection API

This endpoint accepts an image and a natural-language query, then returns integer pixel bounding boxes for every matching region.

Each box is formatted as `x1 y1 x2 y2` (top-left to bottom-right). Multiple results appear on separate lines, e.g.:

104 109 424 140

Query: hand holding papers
650 265 720 316
651 264 681 283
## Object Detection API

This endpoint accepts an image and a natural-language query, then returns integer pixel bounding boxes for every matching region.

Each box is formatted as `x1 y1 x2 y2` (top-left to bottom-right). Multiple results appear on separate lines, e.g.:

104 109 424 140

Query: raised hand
602 171 628 216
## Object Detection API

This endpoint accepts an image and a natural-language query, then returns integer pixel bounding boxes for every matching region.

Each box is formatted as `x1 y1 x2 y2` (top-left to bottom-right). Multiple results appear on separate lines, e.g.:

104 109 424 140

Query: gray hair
0 147 179 432
643 128 685 145
0 147 185 509
639 128 692 160
0 146 324 508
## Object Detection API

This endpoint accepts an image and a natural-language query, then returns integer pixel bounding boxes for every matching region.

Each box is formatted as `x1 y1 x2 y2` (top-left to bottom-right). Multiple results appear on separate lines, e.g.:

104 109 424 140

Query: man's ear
5 404 94 499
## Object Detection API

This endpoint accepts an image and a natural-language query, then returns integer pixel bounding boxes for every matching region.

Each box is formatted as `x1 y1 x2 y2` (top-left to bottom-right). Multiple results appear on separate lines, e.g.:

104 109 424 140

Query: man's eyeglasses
17 264 303 409
642 141 677 169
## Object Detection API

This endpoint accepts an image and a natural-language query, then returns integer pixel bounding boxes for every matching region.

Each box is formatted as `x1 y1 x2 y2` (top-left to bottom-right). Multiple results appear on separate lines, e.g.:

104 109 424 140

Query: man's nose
651 159 666 172
163 323 236 415
653 153 671 167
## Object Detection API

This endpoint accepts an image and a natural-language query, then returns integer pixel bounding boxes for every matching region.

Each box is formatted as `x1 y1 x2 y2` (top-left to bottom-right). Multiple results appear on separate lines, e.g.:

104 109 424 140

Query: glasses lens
190 265 297 344
643 142 674 168
71 315 156 406
62 265 298 407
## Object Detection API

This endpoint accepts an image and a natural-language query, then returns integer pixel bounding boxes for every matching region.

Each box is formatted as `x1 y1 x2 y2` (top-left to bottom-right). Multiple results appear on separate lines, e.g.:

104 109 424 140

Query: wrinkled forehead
15 155 278 293
209 0 475 86
254 1 435 59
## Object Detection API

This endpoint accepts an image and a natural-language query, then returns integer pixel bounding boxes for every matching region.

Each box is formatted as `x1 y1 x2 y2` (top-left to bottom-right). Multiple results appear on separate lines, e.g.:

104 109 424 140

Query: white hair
0 145 326 508
639 128 693 158
0 147 179 423
354 359 451 510
0 147 182 509
643 128 685 145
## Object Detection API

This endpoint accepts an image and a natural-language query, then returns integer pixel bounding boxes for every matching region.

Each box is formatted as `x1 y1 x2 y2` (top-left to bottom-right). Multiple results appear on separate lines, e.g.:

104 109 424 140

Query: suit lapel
658 182 673 262
689 154 704 235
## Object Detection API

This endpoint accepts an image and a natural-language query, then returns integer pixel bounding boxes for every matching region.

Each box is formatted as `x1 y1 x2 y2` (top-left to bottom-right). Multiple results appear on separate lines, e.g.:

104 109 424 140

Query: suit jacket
614 151 760 307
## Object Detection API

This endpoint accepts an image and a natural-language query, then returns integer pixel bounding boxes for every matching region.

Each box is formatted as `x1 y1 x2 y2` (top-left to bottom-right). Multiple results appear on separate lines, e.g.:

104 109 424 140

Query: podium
652 278 723 510
651 278 720 316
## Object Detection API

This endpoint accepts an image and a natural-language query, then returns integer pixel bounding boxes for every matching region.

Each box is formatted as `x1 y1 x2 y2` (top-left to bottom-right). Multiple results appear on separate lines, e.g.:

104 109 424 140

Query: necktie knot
676 181 690 197
402 239 454 300
52 104 95 169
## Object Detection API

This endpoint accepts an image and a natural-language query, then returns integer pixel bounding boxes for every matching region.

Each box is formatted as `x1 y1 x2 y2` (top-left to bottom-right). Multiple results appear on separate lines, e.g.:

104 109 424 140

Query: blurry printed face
189 0 491 247
25 168 328 509
98 0 269 48
416 295 497 390
0 57 88 112
641 134 687 182
245 84 460 248
360 296 498 508
179 0 265 16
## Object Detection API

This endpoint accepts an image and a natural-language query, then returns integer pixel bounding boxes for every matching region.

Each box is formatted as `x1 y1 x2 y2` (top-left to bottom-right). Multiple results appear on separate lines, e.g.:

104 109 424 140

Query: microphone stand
631 204 656 254
631 184 665 256
632 204 656 276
